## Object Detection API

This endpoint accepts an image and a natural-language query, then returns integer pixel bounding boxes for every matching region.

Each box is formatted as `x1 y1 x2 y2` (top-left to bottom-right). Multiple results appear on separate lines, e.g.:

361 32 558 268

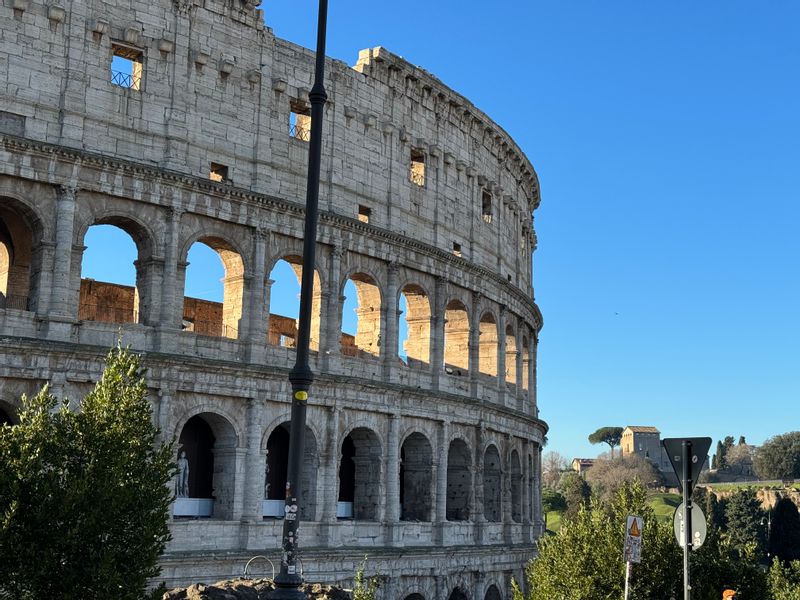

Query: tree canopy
588 427 624 458
584 454 662 503
0 345 175 600
754 432 800 480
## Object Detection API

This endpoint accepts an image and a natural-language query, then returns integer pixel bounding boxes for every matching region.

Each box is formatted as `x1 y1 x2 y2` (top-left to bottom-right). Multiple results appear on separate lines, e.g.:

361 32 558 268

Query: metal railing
111 69 141 90
290 123 311 141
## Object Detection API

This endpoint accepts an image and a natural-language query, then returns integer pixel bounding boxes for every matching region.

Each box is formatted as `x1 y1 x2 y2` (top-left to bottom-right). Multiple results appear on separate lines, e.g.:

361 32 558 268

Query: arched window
443 300 469 375
400 432 433 521
267 256 321 351
341 274 381 357
174 413 238 519
398 284 431 368
446 439 471 521
483 445 501 522
0 201 38 311
479 312 498 378
485 584 502 600
80 224 140 324
264 422 318 520
182 238 244 339
338 428 382 520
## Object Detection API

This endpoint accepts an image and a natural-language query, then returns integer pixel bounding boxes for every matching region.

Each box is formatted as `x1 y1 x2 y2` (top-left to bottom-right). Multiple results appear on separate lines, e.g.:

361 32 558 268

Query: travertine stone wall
0 0 546 598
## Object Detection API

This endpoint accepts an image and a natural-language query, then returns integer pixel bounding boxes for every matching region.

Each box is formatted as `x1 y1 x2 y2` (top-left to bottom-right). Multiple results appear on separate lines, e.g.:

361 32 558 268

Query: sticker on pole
624 515 644 563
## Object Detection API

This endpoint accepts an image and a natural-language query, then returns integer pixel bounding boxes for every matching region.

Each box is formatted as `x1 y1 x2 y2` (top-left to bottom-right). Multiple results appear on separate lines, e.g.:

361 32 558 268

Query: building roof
624 426 660 433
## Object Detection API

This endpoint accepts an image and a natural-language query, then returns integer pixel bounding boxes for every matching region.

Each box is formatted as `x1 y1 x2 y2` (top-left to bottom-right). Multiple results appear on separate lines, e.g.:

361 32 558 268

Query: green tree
588 426 624 459
768 559 800 600
521 481 681 600
584 454 661 504
352 557 381 600
0 345 175 600
558 471 591 521
690 530 769 599
713 440 724 470
754 431 800 480
542 487 567 514
769 498 800 564
724 489 767 558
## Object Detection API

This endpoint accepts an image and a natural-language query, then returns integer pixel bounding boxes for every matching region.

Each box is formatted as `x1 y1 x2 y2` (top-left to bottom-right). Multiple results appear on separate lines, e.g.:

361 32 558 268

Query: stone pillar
319 406 340 545
434 420 448 544
385 413 400 543
534 443 543 533
473 424 485 544
496 305 507 405
522 439 532 529
48 185 77 321
157 384 176 442
530 334 539 416
320 247 344 371
430 276 446 391
468 290 480 398
502 439 513 543
382 262 399 380
156 208 183 353
242 397 265 522
246 229 268 362
515 338 524 411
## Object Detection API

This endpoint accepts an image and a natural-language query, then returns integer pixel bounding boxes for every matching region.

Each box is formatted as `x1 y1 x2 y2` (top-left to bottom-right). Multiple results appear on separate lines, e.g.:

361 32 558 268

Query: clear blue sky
84 1 800 462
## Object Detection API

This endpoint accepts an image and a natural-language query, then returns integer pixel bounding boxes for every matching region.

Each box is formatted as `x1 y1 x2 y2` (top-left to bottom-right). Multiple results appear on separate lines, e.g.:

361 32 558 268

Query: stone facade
0 0 546 598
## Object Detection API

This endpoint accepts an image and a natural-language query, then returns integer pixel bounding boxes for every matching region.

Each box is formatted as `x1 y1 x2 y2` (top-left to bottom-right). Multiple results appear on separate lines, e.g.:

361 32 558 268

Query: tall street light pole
269 1 328 598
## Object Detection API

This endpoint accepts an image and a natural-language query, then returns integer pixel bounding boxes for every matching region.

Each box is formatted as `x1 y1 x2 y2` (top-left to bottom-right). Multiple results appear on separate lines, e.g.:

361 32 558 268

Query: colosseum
0 0 545 598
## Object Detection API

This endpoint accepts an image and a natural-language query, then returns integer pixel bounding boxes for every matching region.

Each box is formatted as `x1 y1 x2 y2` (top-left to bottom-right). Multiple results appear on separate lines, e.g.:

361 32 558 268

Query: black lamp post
269 1 328 598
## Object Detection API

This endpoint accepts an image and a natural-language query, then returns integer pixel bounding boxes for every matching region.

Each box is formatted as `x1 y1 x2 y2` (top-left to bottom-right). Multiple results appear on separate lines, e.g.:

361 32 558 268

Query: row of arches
1 197 538 395
173 411 536 525
402 584 503 600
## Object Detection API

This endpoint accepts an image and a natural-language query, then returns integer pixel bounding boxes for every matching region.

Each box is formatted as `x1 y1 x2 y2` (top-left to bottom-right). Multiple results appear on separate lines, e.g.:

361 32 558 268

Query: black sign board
662 437 712 493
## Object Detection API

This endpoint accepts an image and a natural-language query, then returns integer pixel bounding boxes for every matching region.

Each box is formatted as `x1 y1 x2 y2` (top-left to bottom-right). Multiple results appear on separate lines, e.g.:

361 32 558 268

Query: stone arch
263 421 318 520
443 299 469 374
400 431 433 521
484 583 502 600
479 311 498 377
174 411 239 519
510 449 522 523
446 438 472 521
399 282 431 368
0 196 45 311
483 444 502 522
505 323 517 384
78 215 156 325
403 594 426 600
266 254 323 351
182 235 246 339
341 271 382 357
448 587 470 600
338 426 382 520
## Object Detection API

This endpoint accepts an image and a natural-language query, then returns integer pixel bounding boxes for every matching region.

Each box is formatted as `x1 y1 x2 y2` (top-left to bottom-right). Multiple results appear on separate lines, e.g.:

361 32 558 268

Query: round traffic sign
673 502 707 550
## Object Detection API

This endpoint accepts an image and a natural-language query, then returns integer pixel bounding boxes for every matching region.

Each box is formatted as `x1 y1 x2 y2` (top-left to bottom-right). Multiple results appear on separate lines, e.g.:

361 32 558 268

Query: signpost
623 515 643 600
662 437 712 600
673 502 707 551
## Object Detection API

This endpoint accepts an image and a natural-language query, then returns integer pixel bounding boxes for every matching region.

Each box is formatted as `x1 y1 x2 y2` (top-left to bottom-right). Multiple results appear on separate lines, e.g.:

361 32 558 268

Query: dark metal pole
682 440 692 600
269 1 328 598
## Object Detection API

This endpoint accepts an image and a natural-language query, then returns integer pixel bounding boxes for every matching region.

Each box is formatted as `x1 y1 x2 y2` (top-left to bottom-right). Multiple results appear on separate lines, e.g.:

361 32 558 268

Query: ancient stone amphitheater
0 0 546 598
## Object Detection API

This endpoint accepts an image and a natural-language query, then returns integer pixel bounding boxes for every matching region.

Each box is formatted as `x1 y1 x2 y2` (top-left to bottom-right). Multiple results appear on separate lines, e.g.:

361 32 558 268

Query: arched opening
485 584 502 600
448 588 469 600
399 284 430 368
182 238 244 339
446 439 471 521
483 444 501 522
505 325 517 385
510 450 522 523
479 312 498 378
80 224 143 324
0 404 15 426
443 300 469 375
341 273 381 357
0 201 40 311
174 412 238 518
403 595 425 600
264 422 318 520
338 427 382 520
267 256 321 351
521 335 530 391
400 432 433 521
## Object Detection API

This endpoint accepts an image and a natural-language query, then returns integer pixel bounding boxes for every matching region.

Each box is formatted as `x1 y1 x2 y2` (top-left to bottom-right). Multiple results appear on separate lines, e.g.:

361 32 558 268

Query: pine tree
769 498 800 564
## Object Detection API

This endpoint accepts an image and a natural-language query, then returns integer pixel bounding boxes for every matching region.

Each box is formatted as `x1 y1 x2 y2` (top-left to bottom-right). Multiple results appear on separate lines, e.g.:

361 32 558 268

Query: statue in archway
176 450 189 497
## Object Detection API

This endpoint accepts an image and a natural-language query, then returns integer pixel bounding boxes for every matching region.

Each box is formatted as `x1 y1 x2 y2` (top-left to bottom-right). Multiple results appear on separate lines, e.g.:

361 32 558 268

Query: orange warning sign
629 519 641 537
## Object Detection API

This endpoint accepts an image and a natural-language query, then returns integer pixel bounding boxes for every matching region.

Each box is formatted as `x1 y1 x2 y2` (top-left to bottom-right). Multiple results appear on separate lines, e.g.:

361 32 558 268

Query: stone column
319 406 340 545
530 334 539 416
157 383 176 442
434 420 448 544
502 438 513 543
496 304 507 406
48 185 77 320
522 439 532 529
382 262 399 380
430 276 446 391
468 290 480 398
473 424 485 544
320 247 344 371
246 229 268 362
156 208 183 353
534 443 543 533
241 397 265 522
385 413 400 543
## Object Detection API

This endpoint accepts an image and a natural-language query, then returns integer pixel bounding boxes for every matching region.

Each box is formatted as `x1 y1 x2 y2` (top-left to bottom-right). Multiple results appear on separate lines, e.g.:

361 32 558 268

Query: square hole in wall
289 100 311 141
110 43 143 90
410 149 425 187
209 162 229 182
453 242 462 257
357 205 371 224
482 190 493 223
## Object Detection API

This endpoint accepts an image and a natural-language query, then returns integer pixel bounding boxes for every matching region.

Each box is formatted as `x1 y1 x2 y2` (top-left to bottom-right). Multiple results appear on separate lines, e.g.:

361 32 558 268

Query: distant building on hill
571 458 595 475
621 426 675 485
